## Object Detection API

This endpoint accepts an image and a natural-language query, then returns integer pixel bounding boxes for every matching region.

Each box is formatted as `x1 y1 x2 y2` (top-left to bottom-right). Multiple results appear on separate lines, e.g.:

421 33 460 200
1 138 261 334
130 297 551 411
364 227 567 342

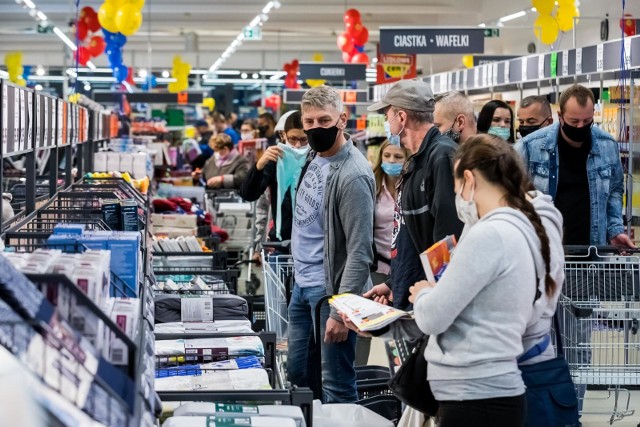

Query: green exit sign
484 28 500 37
243 26 262 41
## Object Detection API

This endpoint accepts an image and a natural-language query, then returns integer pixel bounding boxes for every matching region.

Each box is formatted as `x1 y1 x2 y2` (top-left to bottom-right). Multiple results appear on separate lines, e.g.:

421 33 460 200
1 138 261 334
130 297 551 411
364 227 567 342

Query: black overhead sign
298 62 367 81
379 27 485 54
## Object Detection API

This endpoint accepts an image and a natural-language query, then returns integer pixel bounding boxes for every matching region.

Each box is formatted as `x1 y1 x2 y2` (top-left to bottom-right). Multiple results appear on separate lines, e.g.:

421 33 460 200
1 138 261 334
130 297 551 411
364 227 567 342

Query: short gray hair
435 91 476 124
301 85 343 114
391 105 435 125
520 95 552 117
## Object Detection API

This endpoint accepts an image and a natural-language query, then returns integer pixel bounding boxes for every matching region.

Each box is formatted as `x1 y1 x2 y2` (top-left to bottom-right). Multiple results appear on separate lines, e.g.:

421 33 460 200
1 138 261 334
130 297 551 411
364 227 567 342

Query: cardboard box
94 151 108 171
107 297 140 365
108 232 140 297
131 153 148 179
152 226 198 238
151 214 198 229
106 152 121 172
53 223 86 235
120 200 139 232
101 199 122 231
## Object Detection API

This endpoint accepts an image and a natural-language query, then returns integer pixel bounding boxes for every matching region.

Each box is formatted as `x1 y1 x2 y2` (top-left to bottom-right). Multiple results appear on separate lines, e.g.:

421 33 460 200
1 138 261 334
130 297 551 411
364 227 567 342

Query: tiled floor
367 338 640 427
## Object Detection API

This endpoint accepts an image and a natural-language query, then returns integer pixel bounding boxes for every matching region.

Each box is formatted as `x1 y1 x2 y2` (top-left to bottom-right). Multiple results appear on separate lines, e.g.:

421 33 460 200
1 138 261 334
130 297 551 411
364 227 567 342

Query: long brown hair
373 140 411 198
454 134 556 296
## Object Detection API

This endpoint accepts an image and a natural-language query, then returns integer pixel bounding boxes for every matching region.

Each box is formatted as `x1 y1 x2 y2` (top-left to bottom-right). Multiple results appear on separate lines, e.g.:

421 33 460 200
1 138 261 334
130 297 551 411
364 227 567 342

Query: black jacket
239 161 293 243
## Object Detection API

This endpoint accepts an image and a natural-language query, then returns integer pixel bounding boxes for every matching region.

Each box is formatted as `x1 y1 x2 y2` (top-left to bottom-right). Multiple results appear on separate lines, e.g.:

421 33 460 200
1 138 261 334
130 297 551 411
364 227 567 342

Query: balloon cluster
98 0 144 37
168 56 191 93
4 52 26 86
74 7 106 66
532 0 579 45
264 94 281 112
306 53 326 88
620 14 637 37
103 29 129 83
337 9 370 64
283 60 300 89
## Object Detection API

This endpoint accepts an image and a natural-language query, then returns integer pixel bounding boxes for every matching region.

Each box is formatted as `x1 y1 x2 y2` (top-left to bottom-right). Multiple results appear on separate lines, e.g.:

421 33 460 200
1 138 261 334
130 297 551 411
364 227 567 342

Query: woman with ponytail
341 134 565 426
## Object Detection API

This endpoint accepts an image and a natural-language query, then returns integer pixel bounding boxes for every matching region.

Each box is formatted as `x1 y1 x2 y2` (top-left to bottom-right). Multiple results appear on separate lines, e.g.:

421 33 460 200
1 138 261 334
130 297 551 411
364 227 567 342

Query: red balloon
126 67 136 85
343 8 361 25
81 6 100 32
337 32 354 53
351 52 370 65
353 26 369 46
283 63 291 73
284 75 297 89
342 51 354 63
88 36 106 57
291 59 299 69
76 20 89 42
75 46 91 66
345 20 363 37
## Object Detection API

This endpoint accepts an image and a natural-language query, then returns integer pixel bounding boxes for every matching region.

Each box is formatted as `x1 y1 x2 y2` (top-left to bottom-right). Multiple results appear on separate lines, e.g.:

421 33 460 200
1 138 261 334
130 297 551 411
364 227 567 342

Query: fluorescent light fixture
36 11 46 21
86 61 96 70
157 77 177 83
531 7 536 12
122 81 133 93
162 70 170 78
30 75 67 82
260 14 269 23
34 84 43 91
36 66 45 76
236 34 245 42
273 1 281 8
366 68 376 73
371 58 378 63
269 71 286 80
23 0 36 9
499 10 527 22
249 15 261 28
78 76 116 82
366 78 376 82
252 73 259 79
262 1 274 14
84 83 91 90
138 69 148 78
66 69 77 77
241 72 248 79
53 26 77 51
202 78 285 85
478 23 486 28
0 70 9 78
216 70 241 75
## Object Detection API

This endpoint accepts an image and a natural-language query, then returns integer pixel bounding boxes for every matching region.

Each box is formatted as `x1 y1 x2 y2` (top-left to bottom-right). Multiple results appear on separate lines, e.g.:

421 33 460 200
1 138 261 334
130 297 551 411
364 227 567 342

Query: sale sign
376 44 417 84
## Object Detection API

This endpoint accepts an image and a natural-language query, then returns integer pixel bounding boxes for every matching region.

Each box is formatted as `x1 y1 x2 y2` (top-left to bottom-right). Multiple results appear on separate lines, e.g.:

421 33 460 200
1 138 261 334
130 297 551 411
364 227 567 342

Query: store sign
298 62 366 81
243 26 262 41
376 45 417 84
379 27 485 54
473 55 517 66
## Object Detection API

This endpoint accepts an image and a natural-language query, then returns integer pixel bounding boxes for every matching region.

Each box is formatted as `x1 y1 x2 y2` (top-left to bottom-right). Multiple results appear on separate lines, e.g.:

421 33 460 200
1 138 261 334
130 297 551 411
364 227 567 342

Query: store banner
298 62 367 81
473 55 518 66
379 27 485 54
376 44 417 84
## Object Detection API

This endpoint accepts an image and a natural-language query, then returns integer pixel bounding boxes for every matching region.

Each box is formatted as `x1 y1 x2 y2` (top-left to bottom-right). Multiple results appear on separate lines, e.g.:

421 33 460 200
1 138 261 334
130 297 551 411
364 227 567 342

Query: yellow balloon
105 0 124 6
534 14 560 45
532 0 555 15
168 82 179 93
557 0 574 7
556 5 579 32
202 97 215 111
98 2 119 33
125 0 145 10
15 78 26 87
305 79 326 88
115 4 143 36
177 63 191 77
312 53 324 63
185 126 196 139
462 55 474 69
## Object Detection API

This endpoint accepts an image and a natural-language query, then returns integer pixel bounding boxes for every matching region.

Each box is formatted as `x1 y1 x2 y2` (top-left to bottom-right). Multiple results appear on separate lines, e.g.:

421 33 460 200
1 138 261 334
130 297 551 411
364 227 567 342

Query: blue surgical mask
384 113 403 147
488 126 511 141
381 162 403 177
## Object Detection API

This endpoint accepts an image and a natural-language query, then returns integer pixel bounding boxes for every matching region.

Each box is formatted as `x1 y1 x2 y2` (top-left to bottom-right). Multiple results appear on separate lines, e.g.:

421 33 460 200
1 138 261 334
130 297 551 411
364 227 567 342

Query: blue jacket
515 122 624 245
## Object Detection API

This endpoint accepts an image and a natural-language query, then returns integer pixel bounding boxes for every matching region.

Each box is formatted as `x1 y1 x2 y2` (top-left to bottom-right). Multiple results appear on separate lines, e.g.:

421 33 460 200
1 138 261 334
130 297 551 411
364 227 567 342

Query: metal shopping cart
558 246 640 425
261 242 294 389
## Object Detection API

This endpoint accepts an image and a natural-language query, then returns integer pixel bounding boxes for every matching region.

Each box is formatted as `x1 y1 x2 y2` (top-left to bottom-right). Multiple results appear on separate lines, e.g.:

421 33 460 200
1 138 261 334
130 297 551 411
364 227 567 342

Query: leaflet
329 293 412 332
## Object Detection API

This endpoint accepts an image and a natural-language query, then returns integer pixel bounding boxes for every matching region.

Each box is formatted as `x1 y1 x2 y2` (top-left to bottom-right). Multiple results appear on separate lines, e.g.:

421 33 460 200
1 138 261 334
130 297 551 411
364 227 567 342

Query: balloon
351 52 369 64
98 2 119 33
534 14 560 45
106 47 122 66
556 5 579 32
105 0 124 6
291 59 299 69
342 51 355 63
76 20 89 41
312 52 324 62
148 74 157 88
337 32 355 53
88 36 106 57
354 26 369 46
557 0 574 7
75 46 91 66
284 75 296 88
113 64 128 83
202 97 215 110
167 82 178 93
81 6 101 32
15 78 26 87
115 4 143 36
343 8 361 25
345 20 364 37
126 67 135 85
462 54 474 68
532 0 555 15
125 0 145 9
305 79 326 88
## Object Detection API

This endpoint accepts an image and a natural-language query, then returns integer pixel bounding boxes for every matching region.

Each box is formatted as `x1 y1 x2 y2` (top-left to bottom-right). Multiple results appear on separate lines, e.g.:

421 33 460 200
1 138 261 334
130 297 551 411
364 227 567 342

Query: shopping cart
261 242 294 388
558 245 640 425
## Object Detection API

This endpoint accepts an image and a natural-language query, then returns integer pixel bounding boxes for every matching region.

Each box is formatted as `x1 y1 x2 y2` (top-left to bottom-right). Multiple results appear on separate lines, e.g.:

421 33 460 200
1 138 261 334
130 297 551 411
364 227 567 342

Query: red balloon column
73 6 107 66
283 60 300 89
337 8 369 64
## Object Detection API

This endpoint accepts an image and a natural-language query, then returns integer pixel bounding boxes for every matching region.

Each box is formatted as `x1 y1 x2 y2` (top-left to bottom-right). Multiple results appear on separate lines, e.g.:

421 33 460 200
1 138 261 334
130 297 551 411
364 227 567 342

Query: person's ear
457 114 465 130
339 112 348 130
463 169 475 188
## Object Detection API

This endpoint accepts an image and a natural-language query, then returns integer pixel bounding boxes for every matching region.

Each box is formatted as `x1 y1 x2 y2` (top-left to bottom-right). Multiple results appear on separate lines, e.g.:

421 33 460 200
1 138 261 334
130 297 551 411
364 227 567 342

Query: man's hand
363 283 393 306
192 168 202 180
251 251 262 267
408 280 436 304
338 311 373 338
207 176 223 188
256 146 283 171
324 317 349 343
610 233 636 249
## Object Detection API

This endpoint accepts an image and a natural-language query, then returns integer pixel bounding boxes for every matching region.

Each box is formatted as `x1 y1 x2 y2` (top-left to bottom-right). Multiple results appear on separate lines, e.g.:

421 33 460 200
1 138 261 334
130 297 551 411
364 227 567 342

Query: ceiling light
138 69 148 78
53 26 77 51
30 76 67 82
371 58 378 63
499 10 527 22
252 73 259 79
84 83 91 91
262 1 274 14
86 61 96 70
66 69 77 77
162 70 170 78
478 23 486 28
28 8 37 17
157 77 177 83
23 0 36 9
36 66 45 76
241 73 248 79
216 70 241 75
34 84 43 91
531 7 537 12
273 1 281 8
249 15 261 28
122 81 134 93
36 11 46 21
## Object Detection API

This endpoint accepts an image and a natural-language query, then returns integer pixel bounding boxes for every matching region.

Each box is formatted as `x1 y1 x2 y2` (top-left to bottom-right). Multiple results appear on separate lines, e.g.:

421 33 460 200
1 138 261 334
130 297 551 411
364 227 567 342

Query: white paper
625 38 632 70
521 58 528 81
473 67 479 88
2 87 7 153
463 69 468 89
481 65 488 87
504 61 510 83
181 297 214 322
26 92 32 150
492 63 499 86
562 50 569 76
576 48 583 75
35 96 41 148
14 89 20 151
538 55 545 80
596 44 604 72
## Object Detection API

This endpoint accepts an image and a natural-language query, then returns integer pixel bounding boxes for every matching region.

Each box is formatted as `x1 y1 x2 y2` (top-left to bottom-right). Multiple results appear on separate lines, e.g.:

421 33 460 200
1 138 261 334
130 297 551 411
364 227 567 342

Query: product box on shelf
151 213 198 229
153 227 198 238
53 223 86 236
121 200 139 232
107 232 140 297
105 297 140 365
93 152 107 172
101 199 122 231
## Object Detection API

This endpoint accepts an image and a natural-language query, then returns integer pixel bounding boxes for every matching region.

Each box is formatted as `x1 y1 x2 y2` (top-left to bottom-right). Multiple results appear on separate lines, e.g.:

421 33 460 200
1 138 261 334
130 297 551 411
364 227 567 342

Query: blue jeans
287 283 358 403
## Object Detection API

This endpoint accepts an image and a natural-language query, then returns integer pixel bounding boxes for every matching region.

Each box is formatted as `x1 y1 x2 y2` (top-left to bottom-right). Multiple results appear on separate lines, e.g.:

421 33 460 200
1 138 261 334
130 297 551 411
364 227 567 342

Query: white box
108 297 140 365
106 152 121 172
131 153 147 179
119 153 133 175
94 152 108 172
151 214 198 229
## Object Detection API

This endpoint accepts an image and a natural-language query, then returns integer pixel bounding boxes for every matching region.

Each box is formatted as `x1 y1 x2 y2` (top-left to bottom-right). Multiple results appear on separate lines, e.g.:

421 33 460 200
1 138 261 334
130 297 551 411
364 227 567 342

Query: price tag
562 50 569 76
596 44 604 72
463 69 468 90
2 87 7 154
550 52 558 78
447 72 453 92
27 92 32 150
473 68 479 88
504 61 510 83
34 96 40 148
177 92 188 105
538 55 545 79
575 48 582 75
457 70 463 91
521 58 528 81
492 63 499 86
625 38 632 69
14 89 20 151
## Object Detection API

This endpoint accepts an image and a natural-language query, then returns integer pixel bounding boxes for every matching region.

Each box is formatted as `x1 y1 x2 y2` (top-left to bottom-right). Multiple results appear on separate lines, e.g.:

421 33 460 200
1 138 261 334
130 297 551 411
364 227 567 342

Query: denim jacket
515 123 624 245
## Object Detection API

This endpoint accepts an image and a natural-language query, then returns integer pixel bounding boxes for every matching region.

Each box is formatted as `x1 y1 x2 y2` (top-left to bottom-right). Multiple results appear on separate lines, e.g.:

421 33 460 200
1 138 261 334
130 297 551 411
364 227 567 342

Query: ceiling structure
0 0 638 78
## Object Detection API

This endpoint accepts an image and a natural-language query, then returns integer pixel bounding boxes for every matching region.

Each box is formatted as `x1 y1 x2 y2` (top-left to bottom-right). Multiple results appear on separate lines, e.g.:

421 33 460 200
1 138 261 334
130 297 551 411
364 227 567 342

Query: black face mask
258 125 269 137
561 120 593 142
518 118 550 138
305 118 340 153
443 120 461 143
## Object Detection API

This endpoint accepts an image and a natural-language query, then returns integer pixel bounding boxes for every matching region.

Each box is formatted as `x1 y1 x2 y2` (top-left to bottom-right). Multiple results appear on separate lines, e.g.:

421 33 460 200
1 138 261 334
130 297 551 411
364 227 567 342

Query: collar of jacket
413 126 442 159
538 122 604 156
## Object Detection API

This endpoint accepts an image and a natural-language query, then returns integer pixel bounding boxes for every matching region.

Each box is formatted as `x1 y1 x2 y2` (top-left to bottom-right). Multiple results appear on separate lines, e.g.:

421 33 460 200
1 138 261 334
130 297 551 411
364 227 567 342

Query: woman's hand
363 283 393 305
408 280 436 304
256 146 283 171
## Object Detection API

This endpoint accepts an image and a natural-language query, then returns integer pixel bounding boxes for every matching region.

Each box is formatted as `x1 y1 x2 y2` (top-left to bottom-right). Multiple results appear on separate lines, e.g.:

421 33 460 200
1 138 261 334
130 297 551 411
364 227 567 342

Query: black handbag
520 314 580 427
387 335 439 417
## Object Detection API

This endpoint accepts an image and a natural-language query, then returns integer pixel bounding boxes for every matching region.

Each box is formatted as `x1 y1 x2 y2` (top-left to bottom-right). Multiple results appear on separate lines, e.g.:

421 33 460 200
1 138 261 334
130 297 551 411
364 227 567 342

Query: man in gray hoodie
288 85 375 403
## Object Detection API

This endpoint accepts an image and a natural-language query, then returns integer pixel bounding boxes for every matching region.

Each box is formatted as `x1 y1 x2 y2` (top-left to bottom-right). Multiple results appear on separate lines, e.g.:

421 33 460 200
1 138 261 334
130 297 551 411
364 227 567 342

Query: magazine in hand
329 293 412 332
419 235 457 283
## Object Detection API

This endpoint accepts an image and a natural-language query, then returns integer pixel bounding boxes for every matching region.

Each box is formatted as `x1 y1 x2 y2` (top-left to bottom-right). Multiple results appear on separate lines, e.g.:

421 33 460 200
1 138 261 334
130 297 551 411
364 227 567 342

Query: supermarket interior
4 0 640 426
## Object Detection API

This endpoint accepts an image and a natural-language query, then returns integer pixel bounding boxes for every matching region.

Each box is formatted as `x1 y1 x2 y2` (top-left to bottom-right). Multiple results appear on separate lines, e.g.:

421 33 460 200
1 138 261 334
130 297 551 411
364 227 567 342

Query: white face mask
455 181 479 226
241 132 254 140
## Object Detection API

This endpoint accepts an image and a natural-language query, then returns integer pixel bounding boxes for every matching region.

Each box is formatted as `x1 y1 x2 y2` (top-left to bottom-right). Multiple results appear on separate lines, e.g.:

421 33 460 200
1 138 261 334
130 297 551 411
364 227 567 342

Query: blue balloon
355 45 365 53
113 33 127 47
106 47 122 66
149 75 157 88
113 65 128 83
23 65 32 78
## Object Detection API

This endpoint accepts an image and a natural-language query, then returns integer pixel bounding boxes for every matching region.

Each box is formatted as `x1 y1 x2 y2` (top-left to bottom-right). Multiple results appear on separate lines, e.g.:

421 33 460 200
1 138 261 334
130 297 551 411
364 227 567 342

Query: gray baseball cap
367 78 435 113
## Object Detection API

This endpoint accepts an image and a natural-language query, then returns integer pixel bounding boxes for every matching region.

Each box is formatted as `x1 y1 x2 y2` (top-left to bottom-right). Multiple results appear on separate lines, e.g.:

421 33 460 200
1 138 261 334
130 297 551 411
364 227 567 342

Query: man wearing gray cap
364 79 463 309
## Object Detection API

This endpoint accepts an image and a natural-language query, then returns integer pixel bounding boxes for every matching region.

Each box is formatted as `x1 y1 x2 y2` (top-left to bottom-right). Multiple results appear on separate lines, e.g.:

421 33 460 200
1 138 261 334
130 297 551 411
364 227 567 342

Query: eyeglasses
287 136 308 144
